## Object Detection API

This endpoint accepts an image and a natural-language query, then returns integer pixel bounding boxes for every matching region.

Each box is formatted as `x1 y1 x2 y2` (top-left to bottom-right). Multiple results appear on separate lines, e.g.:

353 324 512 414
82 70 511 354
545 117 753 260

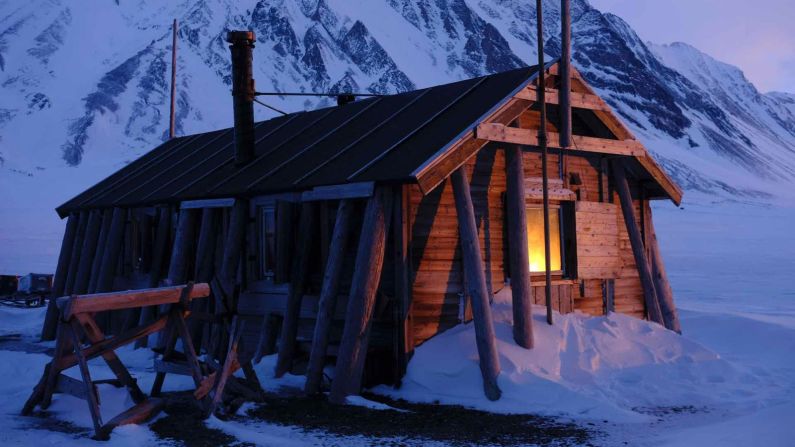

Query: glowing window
526 207 562 272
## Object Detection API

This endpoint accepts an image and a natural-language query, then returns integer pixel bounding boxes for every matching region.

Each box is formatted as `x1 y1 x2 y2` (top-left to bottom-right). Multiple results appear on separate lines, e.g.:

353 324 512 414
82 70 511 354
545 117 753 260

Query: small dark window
259 205 277 280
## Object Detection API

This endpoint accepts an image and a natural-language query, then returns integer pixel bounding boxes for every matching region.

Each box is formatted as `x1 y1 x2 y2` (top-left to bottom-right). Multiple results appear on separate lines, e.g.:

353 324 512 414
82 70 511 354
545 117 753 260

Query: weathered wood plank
63 284 210 319
475 123 645 156
515 86 610 111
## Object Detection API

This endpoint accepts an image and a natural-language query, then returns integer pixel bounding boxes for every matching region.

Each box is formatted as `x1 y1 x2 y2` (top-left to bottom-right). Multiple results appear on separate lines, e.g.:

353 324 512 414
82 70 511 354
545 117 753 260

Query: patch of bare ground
241 392 596 446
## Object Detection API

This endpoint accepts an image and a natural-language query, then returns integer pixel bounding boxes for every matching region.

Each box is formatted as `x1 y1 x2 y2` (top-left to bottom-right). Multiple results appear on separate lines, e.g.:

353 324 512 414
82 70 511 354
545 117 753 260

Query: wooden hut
43 34 682 402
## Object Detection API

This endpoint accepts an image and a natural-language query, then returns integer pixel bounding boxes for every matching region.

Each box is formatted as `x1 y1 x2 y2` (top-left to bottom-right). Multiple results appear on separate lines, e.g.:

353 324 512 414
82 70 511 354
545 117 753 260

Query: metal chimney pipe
227 31 256 166
559 0 572 149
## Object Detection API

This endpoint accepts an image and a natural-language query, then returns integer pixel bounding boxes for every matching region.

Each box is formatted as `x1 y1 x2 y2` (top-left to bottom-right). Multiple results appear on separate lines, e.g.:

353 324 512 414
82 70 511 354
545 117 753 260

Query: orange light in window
526 208 561 272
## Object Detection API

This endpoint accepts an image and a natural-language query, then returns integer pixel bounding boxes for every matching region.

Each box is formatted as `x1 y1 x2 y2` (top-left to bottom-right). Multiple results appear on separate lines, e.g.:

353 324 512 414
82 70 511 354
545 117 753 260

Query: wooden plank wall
409 147 650 346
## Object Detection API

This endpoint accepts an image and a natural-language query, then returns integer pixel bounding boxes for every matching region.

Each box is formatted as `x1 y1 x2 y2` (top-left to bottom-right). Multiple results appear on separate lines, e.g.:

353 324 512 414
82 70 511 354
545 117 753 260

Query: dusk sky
588 0 795 94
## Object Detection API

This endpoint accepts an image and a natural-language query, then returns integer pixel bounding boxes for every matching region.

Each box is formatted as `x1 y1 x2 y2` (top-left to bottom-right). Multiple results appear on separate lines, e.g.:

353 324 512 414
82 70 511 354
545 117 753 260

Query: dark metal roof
57 66 541 216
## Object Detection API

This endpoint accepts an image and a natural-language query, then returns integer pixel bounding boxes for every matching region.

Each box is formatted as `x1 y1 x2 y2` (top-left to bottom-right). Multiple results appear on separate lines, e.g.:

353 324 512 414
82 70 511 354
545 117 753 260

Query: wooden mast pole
451 169 502 401
169 19 177 139
536 0 553 325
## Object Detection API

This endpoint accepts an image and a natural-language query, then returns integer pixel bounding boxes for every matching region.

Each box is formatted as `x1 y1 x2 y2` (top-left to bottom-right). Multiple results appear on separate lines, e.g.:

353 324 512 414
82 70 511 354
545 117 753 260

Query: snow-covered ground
0 196 792 446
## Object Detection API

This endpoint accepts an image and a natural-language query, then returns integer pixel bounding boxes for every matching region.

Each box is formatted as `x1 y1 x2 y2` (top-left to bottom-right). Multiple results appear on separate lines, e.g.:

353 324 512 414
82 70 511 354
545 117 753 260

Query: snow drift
375 286 755 423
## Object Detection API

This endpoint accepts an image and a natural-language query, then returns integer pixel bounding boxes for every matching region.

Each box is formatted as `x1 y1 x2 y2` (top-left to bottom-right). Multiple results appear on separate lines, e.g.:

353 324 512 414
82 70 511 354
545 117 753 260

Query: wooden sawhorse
22 283 210 440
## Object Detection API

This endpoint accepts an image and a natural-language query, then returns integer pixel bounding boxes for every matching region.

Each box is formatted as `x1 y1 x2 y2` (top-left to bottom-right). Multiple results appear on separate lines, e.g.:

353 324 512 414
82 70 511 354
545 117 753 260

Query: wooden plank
68 320 104 438
301 181 374 202
450 168 501 401
611 159 663 325
181 198 235 209
514 86 610 111
305 199 353 394
505 146 534 349
475 123 645 156
275 202 317 377
98 398 164 440
329 187 392 404
63 284 210 319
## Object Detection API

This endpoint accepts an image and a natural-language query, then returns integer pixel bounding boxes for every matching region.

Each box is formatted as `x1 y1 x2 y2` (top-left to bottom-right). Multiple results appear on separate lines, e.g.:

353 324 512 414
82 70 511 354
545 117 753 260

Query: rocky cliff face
1 0 794 200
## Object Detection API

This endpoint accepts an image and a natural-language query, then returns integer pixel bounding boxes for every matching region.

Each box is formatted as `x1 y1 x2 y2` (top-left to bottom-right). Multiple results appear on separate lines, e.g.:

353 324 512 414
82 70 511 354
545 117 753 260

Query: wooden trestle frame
21 283 227 440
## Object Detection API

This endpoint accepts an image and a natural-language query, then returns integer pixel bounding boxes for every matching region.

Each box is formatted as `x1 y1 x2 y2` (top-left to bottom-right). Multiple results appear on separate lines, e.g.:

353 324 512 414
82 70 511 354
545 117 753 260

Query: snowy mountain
1 0 795 272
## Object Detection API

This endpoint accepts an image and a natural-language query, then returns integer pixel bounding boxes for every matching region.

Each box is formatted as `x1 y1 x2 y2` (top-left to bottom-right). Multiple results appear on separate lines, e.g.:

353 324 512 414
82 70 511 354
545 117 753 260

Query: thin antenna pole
536 0 553 325
169 19 177 139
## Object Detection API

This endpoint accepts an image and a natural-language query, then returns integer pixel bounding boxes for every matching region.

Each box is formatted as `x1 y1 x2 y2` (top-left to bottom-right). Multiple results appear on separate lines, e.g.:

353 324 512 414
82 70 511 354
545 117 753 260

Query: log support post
156 207 199 347
274 202 317 378
73 210 103 295
329 188 392 404
647 210 682 333
505 145 534 349
64 210 90 296
136 207 172 348
89 209 114 294
610 159 664 325
42 213 79 340
452 168 502 401
305 199 353 394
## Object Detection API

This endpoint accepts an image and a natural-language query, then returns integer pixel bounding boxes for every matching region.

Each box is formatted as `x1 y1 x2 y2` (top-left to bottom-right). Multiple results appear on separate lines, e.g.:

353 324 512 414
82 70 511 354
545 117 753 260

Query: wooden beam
61 284 210 320
505 146 534 349
451 168 501 401
329 188 392 404
610 159 664 325
301 181 374 202
475 123 645 156
274 202 316 378
515 87 610 111
305 199 354 394
181 198 235 209
42 213 79 341
414 98 533 195
647 209 682 333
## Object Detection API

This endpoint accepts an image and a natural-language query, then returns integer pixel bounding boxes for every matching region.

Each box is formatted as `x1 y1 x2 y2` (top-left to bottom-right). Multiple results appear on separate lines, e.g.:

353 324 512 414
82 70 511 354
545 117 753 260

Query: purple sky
588 0 795 94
